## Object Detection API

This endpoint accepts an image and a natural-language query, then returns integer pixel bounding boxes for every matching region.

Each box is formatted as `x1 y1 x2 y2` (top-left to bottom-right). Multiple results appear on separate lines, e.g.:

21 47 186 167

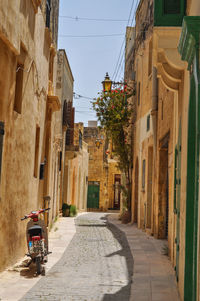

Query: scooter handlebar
21 208 51 220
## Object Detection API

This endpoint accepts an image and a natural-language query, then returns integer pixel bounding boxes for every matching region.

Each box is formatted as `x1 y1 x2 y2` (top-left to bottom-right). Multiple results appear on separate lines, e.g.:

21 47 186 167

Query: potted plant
62 203 71 217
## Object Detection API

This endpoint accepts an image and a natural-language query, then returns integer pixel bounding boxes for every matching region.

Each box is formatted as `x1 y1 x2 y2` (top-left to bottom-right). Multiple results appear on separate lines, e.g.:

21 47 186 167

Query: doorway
146 147 153 229
134 158 139 223
87 181 100 209
114 174 121 209
158 133 169 239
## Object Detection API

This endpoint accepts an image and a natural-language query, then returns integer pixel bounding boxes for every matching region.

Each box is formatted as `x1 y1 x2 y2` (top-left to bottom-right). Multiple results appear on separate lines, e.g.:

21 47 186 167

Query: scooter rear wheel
36 257 42 274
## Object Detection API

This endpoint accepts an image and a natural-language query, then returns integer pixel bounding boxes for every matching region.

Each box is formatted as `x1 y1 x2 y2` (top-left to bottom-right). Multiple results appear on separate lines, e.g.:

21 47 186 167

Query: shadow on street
101 215 134 301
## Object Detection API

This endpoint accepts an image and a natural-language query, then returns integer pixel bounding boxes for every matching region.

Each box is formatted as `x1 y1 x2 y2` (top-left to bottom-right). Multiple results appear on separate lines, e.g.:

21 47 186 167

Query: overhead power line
59 15 128 22
112 0 139 82
73 92 96 101
59 34 124 38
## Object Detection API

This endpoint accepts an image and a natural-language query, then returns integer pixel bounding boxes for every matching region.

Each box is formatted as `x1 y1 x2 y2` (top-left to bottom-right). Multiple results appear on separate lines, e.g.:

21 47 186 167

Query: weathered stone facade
126 0 200 300
64 123 89 211
56 49 74 210
0 0 61 271
84 123 122 211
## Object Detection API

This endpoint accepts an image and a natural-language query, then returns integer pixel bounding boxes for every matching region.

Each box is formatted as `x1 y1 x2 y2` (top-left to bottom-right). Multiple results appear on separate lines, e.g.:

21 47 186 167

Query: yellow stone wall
0 1 61 271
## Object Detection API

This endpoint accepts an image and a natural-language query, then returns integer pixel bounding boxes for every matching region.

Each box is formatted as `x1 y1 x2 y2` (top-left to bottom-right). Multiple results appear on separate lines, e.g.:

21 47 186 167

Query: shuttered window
154 0 186 26
164 0 181 14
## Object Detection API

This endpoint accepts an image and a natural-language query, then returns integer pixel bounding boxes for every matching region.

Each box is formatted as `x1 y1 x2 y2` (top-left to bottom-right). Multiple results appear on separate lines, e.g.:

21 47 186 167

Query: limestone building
84 121 122 211
0 0 61 271
63 122 89 211
125 0 200 300
56 49 74 210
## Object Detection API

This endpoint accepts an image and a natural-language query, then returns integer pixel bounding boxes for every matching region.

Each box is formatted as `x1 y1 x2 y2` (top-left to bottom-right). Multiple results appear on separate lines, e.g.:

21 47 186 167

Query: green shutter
154 0 186 27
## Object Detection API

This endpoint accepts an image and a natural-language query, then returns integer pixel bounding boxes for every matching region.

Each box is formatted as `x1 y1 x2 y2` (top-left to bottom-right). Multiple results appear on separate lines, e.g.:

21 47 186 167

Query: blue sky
58 0 137 126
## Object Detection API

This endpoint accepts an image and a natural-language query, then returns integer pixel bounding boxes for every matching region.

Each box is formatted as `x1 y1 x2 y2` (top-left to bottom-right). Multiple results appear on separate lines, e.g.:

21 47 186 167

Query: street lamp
102 72 112 92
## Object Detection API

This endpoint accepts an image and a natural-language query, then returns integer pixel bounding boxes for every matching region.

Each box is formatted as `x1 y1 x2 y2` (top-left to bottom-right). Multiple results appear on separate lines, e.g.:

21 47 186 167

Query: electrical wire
59 33 124 38
59 15 128 22
73 92 96 101
112 0 139 82
112 0 136 80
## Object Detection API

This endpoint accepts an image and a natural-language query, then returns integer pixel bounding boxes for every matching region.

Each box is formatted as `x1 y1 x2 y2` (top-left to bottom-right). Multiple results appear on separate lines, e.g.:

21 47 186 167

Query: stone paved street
21 213 133 301
0 212 180 301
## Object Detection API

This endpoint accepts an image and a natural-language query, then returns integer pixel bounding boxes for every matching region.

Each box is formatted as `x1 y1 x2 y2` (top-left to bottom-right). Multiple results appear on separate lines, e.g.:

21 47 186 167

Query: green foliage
69 205 77 217
62 203 71 217
93 88 133 210
62 203 71 210
93 88 133 176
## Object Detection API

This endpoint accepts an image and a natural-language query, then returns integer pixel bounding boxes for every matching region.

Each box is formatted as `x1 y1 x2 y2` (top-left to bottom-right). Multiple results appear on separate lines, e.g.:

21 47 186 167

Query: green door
87 182 100 209
174 122 181 282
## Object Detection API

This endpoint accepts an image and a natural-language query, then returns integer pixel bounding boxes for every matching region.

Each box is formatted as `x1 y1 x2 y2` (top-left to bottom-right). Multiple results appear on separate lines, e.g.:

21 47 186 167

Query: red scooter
21 208 50 275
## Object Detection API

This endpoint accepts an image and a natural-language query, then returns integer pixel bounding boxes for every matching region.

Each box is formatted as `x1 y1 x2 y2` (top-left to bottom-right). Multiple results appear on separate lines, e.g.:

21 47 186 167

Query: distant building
84 122 122 211
64 123 89 211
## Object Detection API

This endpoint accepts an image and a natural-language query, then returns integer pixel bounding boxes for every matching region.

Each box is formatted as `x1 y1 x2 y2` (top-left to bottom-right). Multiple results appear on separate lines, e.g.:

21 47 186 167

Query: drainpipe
151 66 158 235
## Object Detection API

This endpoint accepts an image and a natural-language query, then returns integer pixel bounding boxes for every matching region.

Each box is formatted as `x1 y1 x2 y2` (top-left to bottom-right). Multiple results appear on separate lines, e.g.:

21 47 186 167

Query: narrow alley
0 213 179 301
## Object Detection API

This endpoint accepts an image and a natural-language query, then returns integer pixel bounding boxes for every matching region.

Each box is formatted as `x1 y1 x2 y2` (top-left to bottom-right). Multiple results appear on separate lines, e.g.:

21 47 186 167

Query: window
137 82 140 106
79 130 82 149
34 126 40 178
142 159 146 189
164 0 181 14
148 40 153 76
154 0 186 26
46 0 51 28
147 115 150 131
0 122 4 182
14 64 24 114
59 151 62 171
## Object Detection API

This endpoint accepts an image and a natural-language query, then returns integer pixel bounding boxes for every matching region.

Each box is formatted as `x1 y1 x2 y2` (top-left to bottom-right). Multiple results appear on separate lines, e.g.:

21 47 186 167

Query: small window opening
148 39 153 76
164 0 181 14
14 64 24 114
147 115 150 131
142 159 146 189
34 126 40 178
138 82 140 106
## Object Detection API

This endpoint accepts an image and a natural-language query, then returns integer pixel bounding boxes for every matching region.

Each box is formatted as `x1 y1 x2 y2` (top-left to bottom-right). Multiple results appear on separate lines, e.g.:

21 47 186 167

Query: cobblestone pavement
20 213 133 301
